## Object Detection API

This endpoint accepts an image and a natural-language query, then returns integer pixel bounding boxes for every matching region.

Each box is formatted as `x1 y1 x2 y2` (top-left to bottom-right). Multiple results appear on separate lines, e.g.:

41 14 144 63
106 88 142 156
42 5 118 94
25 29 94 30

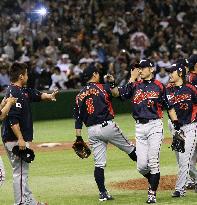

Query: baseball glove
72 136 91 159
12 146 35 163
171 130 185 153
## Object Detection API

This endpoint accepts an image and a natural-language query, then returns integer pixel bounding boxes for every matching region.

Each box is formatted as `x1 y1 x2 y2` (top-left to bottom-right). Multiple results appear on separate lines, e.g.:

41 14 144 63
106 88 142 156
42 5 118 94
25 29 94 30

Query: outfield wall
0 90 131 121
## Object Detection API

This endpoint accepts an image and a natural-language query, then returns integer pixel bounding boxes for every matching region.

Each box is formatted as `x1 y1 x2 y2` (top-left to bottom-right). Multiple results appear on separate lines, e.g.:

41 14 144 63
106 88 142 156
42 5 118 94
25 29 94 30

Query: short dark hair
9 62 27 82
54 66 61 73
81 63 99 83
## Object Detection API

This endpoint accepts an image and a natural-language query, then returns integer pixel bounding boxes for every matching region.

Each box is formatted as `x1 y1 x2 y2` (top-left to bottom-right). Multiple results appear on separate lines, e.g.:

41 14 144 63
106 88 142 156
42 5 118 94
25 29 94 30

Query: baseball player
166 63 197 197
174 57 197 190
108 59 179 203
169 58 197 190
73 63 137 202
0 96 17 187
187 54 197 191
1 62 58 205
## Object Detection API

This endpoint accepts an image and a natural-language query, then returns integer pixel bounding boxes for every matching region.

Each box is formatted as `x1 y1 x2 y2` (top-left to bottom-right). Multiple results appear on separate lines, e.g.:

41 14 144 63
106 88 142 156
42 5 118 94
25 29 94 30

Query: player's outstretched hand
41 89 59 101
51 89 59 101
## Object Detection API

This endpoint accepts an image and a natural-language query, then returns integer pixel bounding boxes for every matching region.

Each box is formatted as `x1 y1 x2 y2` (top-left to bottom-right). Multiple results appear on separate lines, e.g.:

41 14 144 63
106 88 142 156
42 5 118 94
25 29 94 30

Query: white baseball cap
62 54 69 59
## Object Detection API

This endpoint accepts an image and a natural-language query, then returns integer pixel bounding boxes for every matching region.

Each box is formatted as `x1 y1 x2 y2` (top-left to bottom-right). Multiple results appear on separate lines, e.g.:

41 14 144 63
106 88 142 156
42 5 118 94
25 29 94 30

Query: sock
149 173 160 191
128 147 137 161
143 171 151 184
94 167 106 193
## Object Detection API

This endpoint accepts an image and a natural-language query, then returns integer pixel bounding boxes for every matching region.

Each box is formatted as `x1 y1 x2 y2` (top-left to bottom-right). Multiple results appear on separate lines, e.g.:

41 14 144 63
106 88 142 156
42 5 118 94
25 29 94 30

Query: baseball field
0 112 197 205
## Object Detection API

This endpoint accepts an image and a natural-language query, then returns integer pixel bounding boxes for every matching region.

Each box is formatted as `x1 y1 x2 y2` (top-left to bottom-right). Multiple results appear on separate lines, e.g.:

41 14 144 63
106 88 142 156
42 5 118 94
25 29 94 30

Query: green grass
0 112 172 144
0 112 196 205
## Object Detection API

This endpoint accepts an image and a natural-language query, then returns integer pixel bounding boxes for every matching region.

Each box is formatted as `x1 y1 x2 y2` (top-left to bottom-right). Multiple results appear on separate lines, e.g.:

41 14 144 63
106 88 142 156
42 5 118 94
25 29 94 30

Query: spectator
0 63 10 91
57 54 71 74
0 0 196 91
50 66 68 90
155 67 170 85
3 39 14 60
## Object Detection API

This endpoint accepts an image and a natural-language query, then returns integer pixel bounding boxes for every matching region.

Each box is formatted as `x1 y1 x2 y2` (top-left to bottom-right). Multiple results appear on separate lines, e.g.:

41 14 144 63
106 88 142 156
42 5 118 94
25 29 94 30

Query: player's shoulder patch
154 80 164 91
16 102 22 108
185 83 197 94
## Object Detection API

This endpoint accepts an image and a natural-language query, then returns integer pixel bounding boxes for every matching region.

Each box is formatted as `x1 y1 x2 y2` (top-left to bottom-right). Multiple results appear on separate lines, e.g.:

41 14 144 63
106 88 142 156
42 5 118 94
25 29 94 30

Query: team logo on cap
140 60 146 63
139 59 153 67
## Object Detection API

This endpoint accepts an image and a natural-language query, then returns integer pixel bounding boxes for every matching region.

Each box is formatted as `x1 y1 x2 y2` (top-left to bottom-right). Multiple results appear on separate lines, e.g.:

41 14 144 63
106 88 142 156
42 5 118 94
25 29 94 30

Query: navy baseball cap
81 63 99 82
188 54 197 70
139 59 154 68
168 63 185 73
175 58 188 67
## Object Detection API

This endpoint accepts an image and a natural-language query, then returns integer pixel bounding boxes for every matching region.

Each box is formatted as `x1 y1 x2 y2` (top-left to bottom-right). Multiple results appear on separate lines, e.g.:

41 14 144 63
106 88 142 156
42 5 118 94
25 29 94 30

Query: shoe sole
99 198 107 202
99 198 114 201
172 195 185 197
146 200 156 204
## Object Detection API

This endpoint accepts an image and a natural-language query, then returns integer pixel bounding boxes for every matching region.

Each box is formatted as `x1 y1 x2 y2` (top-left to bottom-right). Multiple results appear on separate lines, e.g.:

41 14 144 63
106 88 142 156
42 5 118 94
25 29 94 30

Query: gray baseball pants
88 120 135 168
4 141 38 205
0 156 5 187
135 119 164 175
168 120 197 193
189 144 197 183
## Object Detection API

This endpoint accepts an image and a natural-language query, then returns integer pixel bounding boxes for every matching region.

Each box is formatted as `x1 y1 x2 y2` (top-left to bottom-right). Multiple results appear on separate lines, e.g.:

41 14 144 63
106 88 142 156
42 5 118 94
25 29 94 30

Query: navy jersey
188 72 197 88
166 83 197 125
74 82 114 129
118 80 173 120
1 84 42 143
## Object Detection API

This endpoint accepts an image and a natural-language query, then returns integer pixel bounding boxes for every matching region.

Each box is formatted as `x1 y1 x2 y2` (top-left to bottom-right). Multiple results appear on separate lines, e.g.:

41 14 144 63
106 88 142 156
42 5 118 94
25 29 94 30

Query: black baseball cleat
172 190 185 197
146 189 156 204
146 195 156 204
99 191 114 201
185 182 195 190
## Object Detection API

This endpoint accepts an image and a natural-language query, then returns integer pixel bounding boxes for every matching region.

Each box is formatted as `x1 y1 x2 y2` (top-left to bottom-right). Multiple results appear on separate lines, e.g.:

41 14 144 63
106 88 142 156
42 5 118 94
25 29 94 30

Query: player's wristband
76 136 83 142
109 81 116 89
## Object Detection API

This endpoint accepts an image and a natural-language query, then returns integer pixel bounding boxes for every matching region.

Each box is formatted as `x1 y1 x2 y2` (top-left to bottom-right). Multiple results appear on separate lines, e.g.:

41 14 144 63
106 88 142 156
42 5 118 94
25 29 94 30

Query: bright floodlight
35 7 48 16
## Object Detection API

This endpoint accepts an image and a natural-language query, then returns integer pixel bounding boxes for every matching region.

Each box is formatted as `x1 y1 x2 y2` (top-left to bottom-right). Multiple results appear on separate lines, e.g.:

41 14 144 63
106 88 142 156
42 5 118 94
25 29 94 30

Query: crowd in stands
0 0 196 91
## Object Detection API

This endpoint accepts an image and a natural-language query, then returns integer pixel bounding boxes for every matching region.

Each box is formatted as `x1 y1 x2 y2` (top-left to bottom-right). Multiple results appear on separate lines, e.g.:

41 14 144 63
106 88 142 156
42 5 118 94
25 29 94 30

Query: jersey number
85 98 95 114
147 100 154 108
179 103 188 110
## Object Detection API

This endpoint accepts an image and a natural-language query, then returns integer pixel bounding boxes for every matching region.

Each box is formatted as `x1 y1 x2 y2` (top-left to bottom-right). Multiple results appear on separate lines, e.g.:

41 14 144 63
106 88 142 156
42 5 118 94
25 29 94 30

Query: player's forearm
76 129 82 137
41 89 58 101
11 123 26 149
0 102 12 120
0 98 6 110
168 109 178 122
11 124 24 140
41 93 54 101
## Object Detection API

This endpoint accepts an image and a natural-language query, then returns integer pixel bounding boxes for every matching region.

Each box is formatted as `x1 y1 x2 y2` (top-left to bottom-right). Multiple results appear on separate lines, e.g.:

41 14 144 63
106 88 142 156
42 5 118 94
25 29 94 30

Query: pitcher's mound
111 175 177 190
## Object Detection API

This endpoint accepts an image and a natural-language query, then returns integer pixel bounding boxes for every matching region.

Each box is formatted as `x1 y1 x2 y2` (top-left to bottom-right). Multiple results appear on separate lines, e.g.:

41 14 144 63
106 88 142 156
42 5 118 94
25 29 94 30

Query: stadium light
34 7 48 17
